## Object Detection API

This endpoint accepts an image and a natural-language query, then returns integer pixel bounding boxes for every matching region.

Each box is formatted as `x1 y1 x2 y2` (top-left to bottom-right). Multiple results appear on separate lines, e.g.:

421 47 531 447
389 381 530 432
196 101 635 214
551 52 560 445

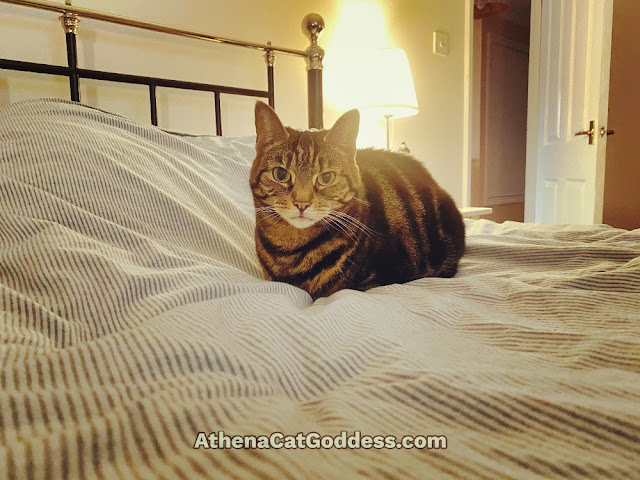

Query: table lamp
356 48 419 149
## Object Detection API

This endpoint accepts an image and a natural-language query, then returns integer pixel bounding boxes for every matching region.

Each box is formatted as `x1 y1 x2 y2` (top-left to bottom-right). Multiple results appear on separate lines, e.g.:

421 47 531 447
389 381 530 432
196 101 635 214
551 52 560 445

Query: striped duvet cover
0 99 639 479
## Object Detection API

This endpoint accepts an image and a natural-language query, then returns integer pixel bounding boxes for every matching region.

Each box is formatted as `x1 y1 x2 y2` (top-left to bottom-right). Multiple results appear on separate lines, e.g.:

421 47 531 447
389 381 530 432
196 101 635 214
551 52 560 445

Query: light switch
434 31 450 56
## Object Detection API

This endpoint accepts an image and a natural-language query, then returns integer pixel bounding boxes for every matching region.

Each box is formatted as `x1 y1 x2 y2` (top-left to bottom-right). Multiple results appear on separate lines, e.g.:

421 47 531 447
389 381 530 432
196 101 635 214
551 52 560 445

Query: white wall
0 0 469 204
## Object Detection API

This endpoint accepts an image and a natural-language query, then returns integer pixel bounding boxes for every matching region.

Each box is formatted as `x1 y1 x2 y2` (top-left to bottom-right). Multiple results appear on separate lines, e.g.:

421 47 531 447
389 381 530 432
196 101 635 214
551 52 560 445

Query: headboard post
60 0 80 102
264 44 276 110
302 14 325 130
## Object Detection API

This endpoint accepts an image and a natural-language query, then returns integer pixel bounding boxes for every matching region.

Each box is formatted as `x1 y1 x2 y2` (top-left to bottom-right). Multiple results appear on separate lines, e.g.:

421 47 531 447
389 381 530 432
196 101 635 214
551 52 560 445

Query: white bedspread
1 99 639 479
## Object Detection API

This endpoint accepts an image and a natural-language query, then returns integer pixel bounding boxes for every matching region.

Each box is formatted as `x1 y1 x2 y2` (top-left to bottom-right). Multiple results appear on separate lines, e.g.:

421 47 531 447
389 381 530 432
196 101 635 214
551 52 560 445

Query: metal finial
302 13 324 70
264 41 275 67
60 0 79 34
302 13 324 43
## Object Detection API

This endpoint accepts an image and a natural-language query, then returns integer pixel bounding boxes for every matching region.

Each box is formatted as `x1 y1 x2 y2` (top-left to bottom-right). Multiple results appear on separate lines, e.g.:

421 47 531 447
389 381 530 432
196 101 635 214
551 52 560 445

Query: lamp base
384 114 393 150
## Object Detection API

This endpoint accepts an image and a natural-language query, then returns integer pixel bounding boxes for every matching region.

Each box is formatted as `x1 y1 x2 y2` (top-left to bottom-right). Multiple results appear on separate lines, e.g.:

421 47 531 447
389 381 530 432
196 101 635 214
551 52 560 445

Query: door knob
600 127 615 137
575 120 595 145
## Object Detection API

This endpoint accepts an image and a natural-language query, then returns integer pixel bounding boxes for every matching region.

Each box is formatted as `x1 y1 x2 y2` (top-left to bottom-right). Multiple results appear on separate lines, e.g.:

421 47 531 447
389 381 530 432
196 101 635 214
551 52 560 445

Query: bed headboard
0 0 325 133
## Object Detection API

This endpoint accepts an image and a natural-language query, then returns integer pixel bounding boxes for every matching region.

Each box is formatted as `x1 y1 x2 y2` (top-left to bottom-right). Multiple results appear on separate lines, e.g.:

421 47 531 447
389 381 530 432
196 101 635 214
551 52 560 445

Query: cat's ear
324 109 359 154
255 101 289 150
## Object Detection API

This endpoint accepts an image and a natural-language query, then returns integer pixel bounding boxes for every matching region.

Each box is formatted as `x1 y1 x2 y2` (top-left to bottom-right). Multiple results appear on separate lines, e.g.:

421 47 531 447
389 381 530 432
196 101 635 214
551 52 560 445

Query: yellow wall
387 0 469 204
0 0 340 134
0 0 469 204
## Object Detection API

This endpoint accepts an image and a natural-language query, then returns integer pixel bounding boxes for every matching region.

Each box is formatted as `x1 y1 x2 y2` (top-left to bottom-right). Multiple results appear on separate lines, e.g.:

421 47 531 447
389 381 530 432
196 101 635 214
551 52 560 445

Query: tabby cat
250 101 465 299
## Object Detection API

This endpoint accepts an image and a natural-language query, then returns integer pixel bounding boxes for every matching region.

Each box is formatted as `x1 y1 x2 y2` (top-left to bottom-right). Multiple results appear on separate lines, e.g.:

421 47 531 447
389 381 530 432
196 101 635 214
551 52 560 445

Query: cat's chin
285 216 319 230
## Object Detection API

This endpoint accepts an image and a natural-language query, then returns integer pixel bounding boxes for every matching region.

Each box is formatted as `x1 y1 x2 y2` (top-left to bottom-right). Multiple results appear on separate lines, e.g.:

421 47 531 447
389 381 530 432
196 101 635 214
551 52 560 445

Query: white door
525 0 613 224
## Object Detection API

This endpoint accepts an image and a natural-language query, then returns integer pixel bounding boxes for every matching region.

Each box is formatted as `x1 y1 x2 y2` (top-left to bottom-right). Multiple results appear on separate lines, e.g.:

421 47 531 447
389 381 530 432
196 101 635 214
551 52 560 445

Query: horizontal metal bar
1 0 306 57
0 59 271 98
0 58 70 76
78 69 270 97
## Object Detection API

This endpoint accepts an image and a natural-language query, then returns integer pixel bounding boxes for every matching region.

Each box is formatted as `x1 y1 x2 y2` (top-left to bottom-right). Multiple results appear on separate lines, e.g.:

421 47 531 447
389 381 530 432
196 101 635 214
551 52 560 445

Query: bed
1 3 640 480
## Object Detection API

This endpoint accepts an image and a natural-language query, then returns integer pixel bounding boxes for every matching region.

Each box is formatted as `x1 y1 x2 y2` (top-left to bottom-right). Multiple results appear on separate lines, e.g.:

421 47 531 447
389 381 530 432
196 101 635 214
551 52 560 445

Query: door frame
462 0 474 209
593 0 614 224
523 0 542 222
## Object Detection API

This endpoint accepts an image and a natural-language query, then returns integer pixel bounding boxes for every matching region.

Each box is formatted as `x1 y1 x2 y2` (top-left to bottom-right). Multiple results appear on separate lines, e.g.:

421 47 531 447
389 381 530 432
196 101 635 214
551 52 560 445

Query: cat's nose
294 201 311 213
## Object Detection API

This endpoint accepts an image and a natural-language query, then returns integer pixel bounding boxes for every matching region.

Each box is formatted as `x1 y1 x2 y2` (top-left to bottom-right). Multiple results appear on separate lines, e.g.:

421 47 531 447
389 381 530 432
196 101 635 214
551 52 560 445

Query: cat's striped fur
250 102 465 299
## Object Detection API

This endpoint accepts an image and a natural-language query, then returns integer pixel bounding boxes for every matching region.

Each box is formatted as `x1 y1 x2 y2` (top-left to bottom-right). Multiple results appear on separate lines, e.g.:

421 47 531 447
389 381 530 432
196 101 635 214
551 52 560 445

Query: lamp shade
355 48 419 118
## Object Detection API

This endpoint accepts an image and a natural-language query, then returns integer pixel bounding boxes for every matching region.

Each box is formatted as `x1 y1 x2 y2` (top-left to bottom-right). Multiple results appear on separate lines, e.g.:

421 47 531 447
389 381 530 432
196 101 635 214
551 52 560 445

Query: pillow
0 98 291 344
0 98 260 270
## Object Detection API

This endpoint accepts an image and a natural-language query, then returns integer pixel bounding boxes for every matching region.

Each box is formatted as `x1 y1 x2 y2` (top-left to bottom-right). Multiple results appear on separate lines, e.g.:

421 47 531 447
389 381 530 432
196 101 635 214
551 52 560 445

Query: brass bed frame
0 0 325 133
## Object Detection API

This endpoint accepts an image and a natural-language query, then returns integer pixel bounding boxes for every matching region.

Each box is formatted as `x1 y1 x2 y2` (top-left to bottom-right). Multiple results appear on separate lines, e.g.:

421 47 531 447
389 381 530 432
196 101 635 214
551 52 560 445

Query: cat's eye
272 166 291 183
318 171 336 186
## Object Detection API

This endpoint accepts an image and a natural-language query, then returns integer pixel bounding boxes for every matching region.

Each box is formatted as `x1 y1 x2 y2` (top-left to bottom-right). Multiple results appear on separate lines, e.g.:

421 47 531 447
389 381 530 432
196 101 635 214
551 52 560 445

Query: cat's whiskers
325 219 351 239
352 196 371 207
319 211 352 238
255 206 283 225
327 211 376 240
319 217 334 235
325 212 360 241
329 215 359 238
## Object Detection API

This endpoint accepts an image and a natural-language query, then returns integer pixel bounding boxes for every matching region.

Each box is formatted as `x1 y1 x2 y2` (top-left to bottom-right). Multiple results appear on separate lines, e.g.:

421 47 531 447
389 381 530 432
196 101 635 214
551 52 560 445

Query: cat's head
250 101 361 229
